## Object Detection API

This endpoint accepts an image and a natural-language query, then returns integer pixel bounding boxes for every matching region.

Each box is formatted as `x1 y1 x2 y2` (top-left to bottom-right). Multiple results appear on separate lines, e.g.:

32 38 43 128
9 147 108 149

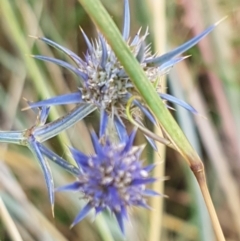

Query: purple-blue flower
56 127 158 234
25 0 218 127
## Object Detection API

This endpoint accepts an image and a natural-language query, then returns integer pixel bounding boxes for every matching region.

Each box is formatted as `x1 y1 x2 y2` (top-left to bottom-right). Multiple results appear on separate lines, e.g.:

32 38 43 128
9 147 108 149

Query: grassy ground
0 0 239 240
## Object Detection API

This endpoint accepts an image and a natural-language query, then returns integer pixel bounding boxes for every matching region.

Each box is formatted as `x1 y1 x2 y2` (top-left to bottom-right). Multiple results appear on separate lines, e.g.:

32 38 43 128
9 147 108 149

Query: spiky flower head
26 0 218 123
57 127 158 233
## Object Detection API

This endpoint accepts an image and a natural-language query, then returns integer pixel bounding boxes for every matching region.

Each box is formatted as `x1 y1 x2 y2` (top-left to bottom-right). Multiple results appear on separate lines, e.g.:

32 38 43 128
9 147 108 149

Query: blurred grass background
0 0 240 240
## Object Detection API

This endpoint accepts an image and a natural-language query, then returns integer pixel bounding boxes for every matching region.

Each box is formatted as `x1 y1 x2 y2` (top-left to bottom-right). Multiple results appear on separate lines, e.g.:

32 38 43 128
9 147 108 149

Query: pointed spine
122 0 130 41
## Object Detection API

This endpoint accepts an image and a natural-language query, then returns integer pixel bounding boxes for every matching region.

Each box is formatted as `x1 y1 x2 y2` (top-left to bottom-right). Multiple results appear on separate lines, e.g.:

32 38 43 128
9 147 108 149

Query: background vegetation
0 0 239 240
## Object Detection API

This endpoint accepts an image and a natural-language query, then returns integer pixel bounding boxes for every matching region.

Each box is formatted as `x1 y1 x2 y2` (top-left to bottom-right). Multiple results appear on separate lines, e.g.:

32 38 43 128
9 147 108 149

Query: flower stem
39 144 80 176
0 131 26 145
34 104 96 142
191 161 225 241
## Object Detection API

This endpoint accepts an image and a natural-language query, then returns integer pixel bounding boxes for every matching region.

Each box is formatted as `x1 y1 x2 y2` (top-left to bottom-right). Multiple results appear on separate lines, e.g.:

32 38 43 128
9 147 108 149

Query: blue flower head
26 0 218 124
57 126 158 234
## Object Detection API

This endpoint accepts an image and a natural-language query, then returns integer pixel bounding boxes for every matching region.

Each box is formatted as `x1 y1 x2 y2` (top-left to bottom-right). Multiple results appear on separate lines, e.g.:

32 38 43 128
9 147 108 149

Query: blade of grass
145 0 166 240
181 0 240 170
0 197 23 241
169 68 214 241
175 60 240 239
0 162 49 240
1 192 68 241
77 0 225 240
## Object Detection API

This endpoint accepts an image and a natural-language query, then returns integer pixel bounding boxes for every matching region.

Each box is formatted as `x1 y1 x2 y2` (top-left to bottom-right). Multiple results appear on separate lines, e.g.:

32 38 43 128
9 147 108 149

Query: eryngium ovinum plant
0 0 220 234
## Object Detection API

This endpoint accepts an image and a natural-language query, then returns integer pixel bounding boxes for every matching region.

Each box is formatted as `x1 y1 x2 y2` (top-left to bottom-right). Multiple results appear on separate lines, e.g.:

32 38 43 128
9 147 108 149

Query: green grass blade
77 0 201 165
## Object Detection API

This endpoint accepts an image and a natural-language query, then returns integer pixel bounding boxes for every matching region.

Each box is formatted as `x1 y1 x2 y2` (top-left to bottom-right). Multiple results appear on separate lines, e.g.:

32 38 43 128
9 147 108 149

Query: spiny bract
26 0 218 123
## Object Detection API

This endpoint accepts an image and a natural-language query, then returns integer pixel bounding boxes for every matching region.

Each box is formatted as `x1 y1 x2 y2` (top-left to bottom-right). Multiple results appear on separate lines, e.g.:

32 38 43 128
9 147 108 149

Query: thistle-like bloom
26 0 218 131
56 126 158 234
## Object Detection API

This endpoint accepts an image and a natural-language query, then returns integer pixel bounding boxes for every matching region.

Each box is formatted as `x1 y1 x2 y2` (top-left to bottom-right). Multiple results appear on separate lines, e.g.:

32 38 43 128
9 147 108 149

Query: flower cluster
0 0 218 235
25 0 216 124
57 125 157 233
